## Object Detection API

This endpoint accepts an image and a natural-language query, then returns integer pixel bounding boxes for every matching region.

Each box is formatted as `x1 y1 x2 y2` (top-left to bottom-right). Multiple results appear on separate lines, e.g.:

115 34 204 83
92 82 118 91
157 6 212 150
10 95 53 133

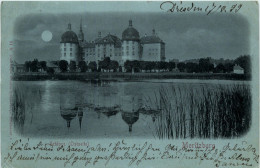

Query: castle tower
121 20 140 65
78 17 84 42
60 23 80 63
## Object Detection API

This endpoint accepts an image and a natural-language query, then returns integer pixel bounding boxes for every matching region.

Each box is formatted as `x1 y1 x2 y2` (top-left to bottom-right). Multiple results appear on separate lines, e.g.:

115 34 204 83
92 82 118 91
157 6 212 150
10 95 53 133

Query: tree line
23 55 251 74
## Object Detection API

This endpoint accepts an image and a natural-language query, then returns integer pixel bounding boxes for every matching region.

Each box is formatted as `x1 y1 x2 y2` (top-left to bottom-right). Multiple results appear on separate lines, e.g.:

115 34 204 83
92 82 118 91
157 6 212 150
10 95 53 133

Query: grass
154 84 251 139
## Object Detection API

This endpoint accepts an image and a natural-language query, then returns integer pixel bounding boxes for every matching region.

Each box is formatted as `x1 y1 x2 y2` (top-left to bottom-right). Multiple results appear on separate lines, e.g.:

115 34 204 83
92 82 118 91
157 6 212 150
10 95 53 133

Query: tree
155 61 160 71
214 63 225 73
199 58 214 73
30 59 39 72
234 55 251 74
186 62 199 73
160 61 168 71
78 61 87 72
39 61 47 71
69 61 77 72
46 67 55 75
59 60 68 72
98 57 111 71
103 57 111 70
132 60 140 72
119 66 123 72
224 63 234 73
177 62 186 72
148 62 155 72
168 62 175 71
88 61 97 72
140 61 147 72
24 61 32 72
109 60 119 72
124 60 133 72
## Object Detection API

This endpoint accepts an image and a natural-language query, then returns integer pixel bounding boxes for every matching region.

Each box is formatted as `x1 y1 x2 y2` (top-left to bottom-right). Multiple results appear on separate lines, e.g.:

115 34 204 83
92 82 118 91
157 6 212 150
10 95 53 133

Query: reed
11 84 43 134
154 84 251 139
12 86 26 134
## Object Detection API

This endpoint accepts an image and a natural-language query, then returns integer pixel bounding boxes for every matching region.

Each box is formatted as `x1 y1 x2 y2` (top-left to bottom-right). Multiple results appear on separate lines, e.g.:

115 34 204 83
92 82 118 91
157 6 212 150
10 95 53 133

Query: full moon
41 30 53 42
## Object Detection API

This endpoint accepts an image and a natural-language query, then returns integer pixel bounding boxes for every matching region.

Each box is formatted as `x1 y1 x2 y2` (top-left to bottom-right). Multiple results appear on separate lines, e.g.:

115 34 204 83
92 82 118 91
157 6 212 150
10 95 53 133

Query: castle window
70 53 72 57
126 46 129 50
70 48 72 51
64 48 66 51
70 43 72 47
64 53 66 56
126 41 129 44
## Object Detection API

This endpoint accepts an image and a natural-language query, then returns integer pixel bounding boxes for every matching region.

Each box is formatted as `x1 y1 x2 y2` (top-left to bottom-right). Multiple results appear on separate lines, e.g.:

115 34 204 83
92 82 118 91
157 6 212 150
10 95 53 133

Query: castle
60 19 165 67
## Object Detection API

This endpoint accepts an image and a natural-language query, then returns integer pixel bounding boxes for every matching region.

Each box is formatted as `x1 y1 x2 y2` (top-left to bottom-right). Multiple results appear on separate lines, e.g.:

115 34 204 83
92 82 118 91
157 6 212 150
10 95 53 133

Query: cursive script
160 1 243 15
3 139 259 167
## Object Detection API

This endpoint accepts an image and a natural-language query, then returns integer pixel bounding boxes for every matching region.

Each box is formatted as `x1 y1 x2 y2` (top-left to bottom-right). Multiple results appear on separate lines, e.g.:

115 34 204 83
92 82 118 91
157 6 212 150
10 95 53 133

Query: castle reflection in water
59 80 161 133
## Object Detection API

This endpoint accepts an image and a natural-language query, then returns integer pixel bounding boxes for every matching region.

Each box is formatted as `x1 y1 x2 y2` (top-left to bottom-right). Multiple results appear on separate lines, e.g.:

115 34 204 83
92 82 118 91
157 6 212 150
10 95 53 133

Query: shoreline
12 72 251 81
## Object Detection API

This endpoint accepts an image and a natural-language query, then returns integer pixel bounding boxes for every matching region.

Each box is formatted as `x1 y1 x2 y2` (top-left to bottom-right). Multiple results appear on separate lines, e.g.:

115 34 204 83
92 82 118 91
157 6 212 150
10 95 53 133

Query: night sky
13 12 249 63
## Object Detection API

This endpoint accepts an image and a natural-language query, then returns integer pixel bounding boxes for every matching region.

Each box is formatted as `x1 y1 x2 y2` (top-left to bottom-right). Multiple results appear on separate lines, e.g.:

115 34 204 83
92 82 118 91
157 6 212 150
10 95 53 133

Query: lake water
12 79 250 139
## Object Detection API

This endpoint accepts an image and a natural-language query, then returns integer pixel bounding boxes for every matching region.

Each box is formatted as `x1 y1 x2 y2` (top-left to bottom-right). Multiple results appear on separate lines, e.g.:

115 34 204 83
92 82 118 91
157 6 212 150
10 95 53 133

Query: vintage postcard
1 1 259 168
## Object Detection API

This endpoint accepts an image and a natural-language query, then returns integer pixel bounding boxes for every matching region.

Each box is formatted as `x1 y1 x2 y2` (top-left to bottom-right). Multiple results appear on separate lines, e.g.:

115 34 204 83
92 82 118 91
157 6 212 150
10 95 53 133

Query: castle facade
60 19 166 67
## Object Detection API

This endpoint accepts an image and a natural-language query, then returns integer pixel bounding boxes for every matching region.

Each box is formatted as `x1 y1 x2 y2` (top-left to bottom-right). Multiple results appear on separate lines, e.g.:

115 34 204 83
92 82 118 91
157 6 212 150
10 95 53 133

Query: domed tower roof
61 23 79 44
122 20 140 41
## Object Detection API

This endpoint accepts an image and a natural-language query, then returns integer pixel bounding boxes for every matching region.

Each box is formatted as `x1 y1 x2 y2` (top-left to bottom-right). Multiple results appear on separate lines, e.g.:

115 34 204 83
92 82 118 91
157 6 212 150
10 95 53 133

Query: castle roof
96 34 122 48
233 64 244 70
140 35 164 44
141 29 164 44
122 20 140 41
61 23 79 44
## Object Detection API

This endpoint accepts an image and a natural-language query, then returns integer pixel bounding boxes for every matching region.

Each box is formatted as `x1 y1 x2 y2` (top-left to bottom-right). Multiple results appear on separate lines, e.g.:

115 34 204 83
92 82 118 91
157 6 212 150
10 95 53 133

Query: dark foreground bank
12 72 251 81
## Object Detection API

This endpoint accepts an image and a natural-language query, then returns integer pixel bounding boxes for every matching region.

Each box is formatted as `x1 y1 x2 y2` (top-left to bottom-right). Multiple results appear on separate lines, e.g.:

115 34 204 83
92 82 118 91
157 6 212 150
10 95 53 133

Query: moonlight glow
41 30 53 42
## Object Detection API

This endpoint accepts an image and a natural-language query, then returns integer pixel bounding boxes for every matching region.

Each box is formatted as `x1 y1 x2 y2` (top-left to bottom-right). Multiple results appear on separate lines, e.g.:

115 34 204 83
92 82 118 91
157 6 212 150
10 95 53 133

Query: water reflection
60 108 78 129
16 80 243 138
77 108 83 130
121 111 139 132
58 85 159 134
138 107 161 122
